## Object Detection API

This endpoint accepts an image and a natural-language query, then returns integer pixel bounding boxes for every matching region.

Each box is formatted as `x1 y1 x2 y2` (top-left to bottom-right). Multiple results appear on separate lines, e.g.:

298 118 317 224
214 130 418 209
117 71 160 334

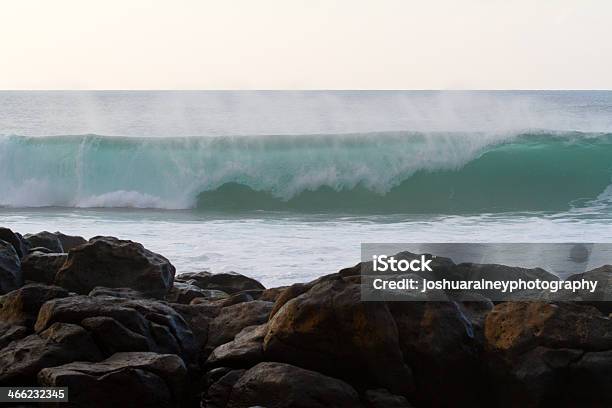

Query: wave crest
1 132 611 213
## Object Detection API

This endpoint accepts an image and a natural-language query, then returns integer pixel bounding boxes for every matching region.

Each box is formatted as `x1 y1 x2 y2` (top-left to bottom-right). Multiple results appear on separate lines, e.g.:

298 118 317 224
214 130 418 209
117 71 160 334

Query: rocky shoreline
0 228 611 407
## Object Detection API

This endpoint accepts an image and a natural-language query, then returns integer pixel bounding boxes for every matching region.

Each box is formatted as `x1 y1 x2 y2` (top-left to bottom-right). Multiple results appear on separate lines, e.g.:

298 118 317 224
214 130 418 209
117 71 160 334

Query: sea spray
0 132 611 213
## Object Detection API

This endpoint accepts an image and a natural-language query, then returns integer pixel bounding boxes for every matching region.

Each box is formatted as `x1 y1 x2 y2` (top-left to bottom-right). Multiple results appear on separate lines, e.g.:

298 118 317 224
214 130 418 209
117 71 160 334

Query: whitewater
1 91 611 285
1 132 611 212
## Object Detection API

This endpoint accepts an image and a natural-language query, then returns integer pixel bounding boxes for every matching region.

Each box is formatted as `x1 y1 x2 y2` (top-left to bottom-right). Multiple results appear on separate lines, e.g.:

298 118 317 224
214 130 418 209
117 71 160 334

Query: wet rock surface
55 236 175 298
0 283 70 328
178 271 265 294
0 240 22 295
23 231 64 253
484 301 612 407
38 352 187 408
35 295 198 368
206 300 272 351
52 232 87 252
0 322 102 385
0 228 29 258
21 252 68 285
225 362 361 408
264 276 414 396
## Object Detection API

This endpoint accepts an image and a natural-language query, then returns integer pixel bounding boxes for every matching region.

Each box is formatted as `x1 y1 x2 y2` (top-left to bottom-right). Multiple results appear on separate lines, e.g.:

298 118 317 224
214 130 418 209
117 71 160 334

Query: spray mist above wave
0 131 611 213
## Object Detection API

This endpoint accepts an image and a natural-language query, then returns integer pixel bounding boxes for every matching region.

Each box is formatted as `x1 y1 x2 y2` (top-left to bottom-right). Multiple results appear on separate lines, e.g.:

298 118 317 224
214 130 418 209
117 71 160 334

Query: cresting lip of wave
0 131 611 212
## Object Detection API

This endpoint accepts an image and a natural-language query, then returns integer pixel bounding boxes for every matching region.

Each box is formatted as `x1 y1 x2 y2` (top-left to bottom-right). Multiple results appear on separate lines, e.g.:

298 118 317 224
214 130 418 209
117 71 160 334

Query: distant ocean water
1 91 611 286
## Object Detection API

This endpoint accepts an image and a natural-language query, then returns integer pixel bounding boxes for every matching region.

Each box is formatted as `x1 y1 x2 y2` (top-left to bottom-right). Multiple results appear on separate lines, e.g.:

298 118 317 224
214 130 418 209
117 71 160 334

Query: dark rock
188 289 230 305
203 368 246 408
566 350 612 406
388 301 484 406
0 228 29 258
484 302 612 407
206 300 272 351
0 283 69 328
166 281 215 304
24 231 64 253
38 352 187 408
89 286 148 299
233 289 264 299
80 317 150 355
264 276 413 396
55 236 175 298
485 302 612 355
364 389 414 408
179 271 264 294
207 324 267 368
226 362 361 408
456 295 494 344
0 240 22 295
168 303 220 363
35 295 198 367
0 322 28 349
53 231 87 251
209 292 254 307
269 282 312 318
0 322 102 385
259 286 286 302
21 252 67 284
563 265 611 314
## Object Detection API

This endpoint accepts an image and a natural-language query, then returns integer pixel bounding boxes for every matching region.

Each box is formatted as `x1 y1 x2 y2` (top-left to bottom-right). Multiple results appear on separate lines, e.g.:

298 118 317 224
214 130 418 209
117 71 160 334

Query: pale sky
1 0 611 89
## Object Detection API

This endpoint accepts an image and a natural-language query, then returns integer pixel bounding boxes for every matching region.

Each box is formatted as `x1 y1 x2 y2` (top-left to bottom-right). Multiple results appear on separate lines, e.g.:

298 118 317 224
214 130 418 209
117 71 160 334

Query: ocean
1 91 611 286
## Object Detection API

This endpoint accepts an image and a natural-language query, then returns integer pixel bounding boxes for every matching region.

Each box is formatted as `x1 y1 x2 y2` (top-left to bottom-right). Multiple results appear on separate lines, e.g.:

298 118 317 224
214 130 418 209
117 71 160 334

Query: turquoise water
1 132 610 212
1 91 611 285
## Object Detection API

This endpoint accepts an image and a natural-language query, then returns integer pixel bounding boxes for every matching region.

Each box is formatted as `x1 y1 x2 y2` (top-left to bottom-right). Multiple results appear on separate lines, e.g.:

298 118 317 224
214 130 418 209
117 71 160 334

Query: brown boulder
389 301 486 406
485 302 612 355
169 302 220 365
203 291 254 308
35 295 198 367
38 352 187 408
166 281 216 304
203 368 246 408
226 362 361 408
259 286 286 302
89 286 148 299
0 228 29 258
0 322 28 349
53 231 87 251
80 316 150 355
484 302 612 407
264 276 413 396
179 271 264 294
269 282 312 318
206 300 272 351
21 252 67 284
0 240 22 295
23 231 64 253
207 324 267 368
55 236 175 298
0 322 102 385
0 283 69 328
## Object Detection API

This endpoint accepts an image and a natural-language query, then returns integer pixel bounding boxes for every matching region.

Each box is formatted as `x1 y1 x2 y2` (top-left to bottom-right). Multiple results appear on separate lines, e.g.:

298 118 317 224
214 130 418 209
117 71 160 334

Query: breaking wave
0 131 611 213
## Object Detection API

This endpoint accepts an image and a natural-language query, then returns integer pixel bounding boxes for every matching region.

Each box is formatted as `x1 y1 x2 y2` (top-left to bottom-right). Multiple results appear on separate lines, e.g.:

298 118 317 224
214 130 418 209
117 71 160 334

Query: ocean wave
0 131 611 213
